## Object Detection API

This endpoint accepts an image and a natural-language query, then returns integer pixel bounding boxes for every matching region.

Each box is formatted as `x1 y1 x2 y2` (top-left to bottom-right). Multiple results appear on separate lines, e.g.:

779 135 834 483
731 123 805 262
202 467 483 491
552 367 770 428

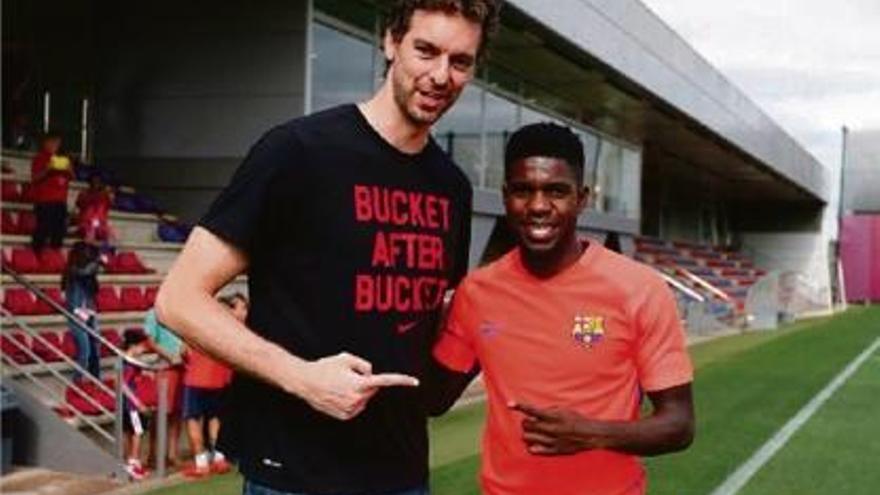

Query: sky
640 0 880 171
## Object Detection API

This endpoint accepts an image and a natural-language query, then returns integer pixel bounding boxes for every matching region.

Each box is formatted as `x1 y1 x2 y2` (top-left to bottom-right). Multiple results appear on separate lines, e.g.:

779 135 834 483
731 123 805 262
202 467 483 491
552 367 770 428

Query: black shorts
182 386 225 420
122 406 150 434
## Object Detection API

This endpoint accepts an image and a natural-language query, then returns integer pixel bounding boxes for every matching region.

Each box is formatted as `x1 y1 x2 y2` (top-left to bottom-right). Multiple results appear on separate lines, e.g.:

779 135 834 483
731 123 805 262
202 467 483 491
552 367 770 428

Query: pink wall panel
841 215 880 302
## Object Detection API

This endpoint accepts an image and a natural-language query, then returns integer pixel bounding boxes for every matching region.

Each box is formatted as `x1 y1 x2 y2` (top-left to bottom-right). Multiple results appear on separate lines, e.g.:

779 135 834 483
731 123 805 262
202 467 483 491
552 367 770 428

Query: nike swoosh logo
396 320 419 334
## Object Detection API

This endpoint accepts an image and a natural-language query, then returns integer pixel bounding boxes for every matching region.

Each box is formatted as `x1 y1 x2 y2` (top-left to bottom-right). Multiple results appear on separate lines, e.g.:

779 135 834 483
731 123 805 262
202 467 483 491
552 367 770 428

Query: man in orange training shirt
432 123 695 495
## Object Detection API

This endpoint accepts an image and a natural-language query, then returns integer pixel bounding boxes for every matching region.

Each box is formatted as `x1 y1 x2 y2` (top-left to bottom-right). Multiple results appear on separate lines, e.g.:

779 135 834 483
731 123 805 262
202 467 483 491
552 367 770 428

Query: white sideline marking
710 335 880 495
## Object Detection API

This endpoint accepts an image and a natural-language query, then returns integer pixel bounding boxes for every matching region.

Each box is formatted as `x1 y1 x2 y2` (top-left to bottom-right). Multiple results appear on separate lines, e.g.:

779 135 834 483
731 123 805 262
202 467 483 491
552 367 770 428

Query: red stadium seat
1 332 33 364
107 252 152 274
100 328 122 357
38 249 67 274
65 380 115 415
33 288 65 315
32 331 67 362
10 248 41 273
3 288 38 315
120 287 147 311
1 180 21 201
1 211 18 235
96 287 122 313
144 287 158 308
19 183 34 203
17 211 36 235
61 332 77 358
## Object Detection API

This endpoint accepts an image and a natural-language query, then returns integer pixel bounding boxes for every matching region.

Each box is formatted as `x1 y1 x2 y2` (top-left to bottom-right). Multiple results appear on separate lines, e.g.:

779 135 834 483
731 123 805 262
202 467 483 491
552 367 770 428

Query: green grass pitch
145 306 880 495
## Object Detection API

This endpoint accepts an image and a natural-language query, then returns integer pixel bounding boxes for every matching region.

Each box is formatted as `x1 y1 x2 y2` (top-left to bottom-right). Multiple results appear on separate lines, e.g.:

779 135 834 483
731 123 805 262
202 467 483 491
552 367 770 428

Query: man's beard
392 73 457 127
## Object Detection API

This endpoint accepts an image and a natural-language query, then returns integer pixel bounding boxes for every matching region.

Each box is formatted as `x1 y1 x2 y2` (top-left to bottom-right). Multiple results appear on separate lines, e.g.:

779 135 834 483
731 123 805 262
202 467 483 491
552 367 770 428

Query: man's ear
577 185 590 212
383 30 397 67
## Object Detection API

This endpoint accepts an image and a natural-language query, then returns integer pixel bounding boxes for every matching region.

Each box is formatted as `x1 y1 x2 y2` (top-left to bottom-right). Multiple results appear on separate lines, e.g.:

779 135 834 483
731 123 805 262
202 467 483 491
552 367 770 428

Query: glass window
576 129 600 188
312 22 375 113
434 86 482 185
483 91 519 190
595 139 641 220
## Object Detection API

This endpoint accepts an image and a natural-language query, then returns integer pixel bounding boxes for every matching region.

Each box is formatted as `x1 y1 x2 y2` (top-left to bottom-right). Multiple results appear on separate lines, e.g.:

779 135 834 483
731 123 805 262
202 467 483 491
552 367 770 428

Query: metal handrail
0 325 115 443
1 265 163 371
0 307 139 413
2 265 171 479
677 266 733 302
657 269 705 302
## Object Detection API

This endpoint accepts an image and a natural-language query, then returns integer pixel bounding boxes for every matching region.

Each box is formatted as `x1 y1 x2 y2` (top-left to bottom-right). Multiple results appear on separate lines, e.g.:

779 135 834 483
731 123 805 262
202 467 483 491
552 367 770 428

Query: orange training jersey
433 243 693 495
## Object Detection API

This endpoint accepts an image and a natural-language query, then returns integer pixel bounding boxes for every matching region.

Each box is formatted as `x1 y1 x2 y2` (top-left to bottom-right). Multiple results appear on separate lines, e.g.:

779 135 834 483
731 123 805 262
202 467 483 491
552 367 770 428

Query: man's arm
155 227 418 421
511 382 694 457
423 359 480 416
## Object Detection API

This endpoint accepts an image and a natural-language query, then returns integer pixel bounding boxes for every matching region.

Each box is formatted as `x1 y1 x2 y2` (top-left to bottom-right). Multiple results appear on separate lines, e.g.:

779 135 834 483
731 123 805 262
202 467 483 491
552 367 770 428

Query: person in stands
75 173 115 244
181 293 247 477
143 307 185 467
62 241 103 381
121 328 157 481
31 131 73 251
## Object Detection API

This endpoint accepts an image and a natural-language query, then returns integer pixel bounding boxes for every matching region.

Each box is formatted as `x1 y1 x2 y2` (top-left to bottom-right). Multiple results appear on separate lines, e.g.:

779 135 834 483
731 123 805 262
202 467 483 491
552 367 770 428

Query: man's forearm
514 384 694 457
573 413 693 456
155 286 310 398
424 359 479 416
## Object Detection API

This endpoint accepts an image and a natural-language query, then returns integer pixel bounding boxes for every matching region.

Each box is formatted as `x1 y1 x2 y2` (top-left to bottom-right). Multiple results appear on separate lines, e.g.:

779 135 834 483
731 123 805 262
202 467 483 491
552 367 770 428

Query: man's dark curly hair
384 0 503 60
505 122 586 184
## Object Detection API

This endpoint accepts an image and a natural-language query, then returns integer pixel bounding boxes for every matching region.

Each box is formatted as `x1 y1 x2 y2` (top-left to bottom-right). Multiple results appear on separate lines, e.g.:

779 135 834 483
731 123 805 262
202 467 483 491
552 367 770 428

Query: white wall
741 231 833 309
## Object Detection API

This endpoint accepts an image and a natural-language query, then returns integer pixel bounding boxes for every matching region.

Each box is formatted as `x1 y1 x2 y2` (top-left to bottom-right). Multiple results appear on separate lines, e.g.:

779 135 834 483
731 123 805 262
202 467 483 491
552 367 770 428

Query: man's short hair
504 122 585 183
384 0 503 60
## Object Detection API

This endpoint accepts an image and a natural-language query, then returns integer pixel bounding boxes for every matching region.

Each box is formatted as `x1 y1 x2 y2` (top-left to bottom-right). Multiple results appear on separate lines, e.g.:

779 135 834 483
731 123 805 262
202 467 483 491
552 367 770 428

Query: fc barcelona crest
572 315 605 348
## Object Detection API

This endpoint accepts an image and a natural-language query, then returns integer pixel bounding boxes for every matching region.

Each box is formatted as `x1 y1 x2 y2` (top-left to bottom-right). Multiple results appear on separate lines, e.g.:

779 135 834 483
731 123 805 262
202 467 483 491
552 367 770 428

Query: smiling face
384 9 481 127
503 156 588 271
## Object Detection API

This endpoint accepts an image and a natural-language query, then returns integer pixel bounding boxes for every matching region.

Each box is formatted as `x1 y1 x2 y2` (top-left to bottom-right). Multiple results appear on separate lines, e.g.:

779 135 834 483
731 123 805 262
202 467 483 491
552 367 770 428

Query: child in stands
143 307 184 467
75 173 115 244
181 293 247 477
121 329 157 481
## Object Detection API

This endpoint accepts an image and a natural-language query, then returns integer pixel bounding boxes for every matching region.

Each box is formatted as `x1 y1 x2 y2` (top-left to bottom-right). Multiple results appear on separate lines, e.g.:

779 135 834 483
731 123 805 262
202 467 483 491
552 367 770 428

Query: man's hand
297 352 419 421
510 402 595 455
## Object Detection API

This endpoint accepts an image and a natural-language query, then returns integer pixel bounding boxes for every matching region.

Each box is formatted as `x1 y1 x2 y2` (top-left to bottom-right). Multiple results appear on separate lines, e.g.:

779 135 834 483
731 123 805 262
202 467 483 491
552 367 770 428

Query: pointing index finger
361 373 420 389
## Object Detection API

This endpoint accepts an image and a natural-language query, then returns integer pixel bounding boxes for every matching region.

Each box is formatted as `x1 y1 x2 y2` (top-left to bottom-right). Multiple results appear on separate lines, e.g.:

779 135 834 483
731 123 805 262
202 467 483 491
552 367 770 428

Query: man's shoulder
457 251 518 295
282 104 358 141
587 244 669 299
255 105 357 150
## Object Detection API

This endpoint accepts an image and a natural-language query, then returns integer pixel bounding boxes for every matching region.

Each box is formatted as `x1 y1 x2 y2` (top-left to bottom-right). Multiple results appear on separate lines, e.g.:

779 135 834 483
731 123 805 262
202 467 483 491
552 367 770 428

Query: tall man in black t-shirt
156 1 501 494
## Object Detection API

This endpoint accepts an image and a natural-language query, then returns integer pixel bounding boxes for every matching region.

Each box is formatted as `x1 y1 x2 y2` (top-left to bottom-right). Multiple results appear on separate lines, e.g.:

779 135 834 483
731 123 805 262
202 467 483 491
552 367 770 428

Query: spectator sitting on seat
181 293 246 477
76 173 115 245
62 241 103 381
121 328 155 481
31 131 74 252
143 307 184 467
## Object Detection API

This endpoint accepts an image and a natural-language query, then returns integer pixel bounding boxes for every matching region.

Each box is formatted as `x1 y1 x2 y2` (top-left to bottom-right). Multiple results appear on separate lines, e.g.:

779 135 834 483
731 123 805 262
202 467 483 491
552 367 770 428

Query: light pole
835 126 849 307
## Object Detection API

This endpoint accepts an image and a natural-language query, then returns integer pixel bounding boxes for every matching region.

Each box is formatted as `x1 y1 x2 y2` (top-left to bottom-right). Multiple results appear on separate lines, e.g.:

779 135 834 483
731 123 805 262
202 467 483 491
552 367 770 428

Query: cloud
641 0 880 168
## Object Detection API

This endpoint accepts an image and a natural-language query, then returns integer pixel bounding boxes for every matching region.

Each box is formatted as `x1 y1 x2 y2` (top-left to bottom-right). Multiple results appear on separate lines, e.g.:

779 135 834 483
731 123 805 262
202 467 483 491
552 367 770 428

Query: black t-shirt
200 104 472 494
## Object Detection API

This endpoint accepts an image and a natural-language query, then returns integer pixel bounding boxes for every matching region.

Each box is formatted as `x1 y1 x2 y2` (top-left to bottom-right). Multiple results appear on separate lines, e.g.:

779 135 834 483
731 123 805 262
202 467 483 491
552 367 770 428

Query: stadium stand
633 236 768 319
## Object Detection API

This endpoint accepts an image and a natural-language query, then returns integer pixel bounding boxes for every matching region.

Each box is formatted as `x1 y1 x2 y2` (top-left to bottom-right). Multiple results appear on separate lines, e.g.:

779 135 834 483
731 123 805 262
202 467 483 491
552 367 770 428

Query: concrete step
2 311 149 333
1 152 35 176
2 202 167 245
2 234 182 273
1 273 166 288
